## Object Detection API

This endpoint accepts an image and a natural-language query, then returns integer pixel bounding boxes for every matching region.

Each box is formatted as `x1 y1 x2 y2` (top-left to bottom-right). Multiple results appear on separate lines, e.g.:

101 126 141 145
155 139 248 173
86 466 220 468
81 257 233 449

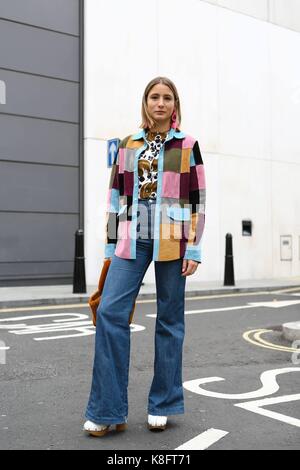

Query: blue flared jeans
85 199 187 424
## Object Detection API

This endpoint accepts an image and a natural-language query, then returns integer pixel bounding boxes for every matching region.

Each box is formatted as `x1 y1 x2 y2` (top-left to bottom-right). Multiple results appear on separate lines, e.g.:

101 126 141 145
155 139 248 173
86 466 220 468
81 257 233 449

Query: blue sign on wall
107 138 120 168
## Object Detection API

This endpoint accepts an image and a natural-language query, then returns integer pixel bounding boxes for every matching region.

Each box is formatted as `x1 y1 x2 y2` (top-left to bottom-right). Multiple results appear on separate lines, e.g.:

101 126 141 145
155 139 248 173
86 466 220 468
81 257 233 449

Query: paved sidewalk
1 276 300 309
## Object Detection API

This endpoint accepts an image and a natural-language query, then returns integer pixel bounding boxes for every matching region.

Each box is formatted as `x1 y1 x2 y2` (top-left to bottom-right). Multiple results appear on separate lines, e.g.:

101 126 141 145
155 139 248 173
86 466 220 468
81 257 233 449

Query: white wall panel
204 0 300 32
217 0 268 21
85 0 300 283
270 0 300 32
219 154 273 279
269 26 300 163
271 161 300 276
158 0 218 153
85 0 158 140
218 9 271 159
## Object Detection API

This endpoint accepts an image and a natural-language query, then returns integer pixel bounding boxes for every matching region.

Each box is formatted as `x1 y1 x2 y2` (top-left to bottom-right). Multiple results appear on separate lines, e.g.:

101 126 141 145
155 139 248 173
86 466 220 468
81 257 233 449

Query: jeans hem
147 407 184 416
85 412 128 425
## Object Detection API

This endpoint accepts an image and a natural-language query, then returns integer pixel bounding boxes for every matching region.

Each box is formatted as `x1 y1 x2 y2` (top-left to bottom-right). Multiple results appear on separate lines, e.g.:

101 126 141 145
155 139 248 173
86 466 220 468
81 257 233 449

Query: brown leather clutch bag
88 258 136 326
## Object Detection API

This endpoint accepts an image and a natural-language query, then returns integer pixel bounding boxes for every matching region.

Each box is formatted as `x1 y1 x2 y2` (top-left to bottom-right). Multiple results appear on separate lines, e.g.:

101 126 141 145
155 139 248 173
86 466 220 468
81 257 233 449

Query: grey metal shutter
0 0 82 285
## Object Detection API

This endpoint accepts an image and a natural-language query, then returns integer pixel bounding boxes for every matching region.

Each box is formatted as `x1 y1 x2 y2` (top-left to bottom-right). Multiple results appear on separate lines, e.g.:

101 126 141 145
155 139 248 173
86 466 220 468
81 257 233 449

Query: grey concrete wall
0 0 81 285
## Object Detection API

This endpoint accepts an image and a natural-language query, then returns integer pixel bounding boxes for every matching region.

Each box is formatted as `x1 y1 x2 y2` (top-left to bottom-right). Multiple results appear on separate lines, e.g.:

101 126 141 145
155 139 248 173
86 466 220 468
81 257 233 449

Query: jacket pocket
167 206 191 221
165 206 190 241
118 205 127 216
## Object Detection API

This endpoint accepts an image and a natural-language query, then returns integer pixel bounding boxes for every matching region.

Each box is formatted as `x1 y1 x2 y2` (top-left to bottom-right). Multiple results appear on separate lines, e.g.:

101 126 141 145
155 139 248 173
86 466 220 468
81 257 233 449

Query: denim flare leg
85 199 187 424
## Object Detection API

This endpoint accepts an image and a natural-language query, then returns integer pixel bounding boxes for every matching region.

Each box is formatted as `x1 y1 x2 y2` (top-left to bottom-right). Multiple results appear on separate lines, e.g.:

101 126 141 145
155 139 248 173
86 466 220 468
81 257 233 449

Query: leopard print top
138 131 168 199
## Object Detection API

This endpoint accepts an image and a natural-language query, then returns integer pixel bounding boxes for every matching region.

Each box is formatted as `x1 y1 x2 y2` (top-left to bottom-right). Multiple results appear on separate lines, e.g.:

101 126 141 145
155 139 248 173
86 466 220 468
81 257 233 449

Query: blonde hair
140 76 182 130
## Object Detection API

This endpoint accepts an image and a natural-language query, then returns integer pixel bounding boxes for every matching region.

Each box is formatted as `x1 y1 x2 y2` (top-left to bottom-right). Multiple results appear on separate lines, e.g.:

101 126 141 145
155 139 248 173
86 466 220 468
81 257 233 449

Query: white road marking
147 304 257 318
243 329 300 353
34 326 95 341
0 340 9 364
0 312 88 326
0 339 9 351
236 394 300 428
183 368 300 400
0 304 90 314
0 313 145 341
249 300 300 308
175 428 228 450
147 299 300 318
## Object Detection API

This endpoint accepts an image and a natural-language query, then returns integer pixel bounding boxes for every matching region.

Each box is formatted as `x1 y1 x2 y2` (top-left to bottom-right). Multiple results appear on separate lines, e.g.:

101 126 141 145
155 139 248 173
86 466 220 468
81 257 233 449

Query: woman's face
147 83 176 129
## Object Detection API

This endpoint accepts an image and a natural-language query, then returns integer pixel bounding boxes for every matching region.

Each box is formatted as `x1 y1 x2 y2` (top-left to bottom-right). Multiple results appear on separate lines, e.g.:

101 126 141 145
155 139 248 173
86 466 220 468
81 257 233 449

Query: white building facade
84 0 300 286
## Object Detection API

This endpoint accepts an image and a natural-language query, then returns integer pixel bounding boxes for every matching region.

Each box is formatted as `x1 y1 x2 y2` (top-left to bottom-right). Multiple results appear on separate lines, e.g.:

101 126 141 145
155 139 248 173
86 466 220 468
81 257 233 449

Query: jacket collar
132 127 186 141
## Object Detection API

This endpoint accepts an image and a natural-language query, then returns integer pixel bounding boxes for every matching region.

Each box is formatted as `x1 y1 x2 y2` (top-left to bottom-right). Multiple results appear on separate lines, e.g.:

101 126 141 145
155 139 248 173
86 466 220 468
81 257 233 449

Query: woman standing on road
83 76 206 437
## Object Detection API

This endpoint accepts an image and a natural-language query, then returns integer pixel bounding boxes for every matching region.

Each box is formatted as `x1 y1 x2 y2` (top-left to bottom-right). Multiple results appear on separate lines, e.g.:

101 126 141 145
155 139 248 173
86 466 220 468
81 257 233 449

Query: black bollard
73 229 87 293
224 233 235 286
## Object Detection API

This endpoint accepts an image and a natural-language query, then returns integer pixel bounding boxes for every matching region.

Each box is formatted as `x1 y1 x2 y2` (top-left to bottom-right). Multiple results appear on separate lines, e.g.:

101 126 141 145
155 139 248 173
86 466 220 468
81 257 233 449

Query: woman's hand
181 259 199 276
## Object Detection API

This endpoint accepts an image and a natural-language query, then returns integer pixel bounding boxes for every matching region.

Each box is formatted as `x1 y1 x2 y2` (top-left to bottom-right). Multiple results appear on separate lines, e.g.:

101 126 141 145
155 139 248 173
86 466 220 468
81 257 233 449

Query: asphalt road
0 287 299 450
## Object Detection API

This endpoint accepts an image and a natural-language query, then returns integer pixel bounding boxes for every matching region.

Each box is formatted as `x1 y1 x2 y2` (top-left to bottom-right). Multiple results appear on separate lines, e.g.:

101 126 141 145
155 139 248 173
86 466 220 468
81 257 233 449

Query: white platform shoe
83 420 127 437
148 414 168 431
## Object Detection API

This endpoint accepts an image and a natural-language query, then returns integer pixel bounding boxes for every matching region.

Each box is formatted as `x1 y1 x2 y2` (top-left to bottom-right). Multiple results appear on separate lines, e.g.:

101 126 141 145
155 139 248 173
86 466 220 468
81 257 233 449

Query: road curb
282 322 300 341
0 284 299 310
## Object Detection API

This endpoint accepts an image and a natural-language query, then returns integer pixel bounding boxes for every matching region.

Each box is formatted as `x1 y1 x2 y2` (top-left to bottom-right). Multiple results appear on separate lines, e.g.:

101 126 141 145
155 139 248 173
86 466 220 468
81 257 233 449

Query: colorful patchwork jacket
104 127 206 262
